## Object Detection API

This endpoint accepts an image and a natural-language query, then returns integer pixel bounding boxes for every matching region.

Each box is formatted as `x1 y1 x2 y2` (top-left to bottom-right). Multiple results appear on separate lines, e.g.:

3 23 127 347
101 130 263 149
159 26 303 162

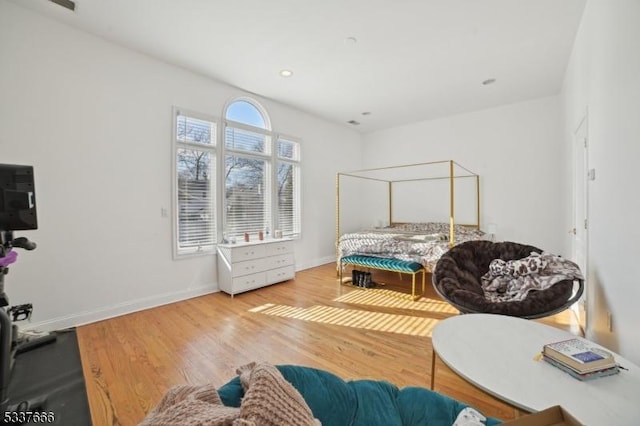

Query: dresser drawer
266 265 295 283
232 272 267 293
264 253 294 270
230 245 267 262
232 258 268 278
265 241 293 256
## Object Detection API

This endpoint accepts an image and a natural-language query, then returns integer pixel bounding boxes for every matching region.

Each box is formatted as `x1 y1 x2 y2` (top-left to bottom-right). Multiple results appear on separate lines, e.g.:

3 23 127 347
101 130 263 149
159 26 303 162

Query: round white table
431 313 640 425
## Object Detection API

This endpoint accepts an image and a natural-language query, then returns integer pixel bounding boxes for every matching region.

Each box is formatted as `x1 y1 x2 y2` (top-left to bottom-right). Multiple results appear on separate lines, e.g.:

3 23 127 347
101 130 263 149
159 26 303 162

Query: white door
572 113 589 327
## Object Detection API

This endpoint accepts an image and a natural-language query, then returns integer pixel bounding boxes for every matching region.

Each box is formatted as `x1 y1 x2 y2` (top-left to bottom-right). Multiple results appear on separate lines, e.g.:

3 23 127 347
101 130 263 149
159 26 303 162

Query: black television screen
0 164 37 231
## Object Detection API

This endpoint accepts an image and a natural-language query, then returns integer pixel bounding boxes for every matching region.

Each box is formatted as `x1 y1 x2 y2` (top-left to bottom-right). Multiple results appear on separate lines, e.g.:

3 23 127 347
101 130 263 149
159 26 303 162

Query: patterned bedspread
338 222 485 271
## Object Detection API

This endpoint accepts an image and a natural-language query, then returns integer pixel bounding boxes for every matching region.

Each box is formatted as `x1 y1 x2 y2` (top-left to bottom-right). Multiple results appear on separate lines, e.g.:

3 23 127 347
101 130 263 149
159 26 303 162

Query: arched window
225 99 268 129
223 98 301 240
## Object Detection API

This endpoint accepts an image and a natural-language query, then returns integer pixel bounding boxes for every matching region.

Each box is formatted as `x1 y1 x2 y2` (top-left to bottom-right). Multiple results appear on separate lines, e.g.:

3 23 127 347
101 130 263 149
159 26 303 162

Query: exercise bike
0 231 57 416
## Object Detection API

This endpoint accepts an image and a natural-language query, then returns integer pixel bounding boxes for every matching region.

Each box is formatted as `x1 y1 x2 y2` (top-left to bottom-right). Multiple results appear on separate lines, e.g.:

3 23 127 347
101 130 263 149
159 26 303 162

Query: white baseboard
21 285 219 332
295 255 335 271
22 256 338 332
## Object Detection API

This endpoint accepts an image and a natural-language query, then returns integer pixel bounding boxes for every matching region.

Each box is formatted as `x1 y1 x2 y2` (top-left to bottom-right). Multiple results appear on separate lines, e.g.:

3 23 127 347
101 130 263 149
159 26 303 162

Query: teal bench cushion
342 255 423 273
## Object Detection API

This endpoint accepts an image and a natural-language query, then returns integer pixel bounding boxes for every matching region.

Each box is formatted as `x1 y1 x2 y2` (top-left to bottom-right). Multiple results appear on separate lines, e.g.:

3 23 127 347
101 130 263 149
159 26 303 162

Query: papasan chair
432 240 584 319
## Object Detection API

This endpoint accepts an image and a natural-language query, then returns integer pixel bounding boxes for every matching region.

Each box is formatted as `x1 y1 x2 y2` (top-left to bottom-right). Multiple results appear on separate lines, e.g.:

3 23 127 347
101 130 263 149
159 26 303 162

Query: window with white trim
173 108 217 256
276 137 301 236
223 99 301 239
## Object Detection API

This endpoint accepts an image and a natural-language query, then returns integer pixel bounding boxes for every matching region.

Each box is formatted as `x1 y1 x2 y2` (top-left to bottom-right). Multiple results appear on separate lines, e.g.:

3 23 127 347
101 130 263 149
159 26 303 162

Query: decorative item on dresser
217 238 295 297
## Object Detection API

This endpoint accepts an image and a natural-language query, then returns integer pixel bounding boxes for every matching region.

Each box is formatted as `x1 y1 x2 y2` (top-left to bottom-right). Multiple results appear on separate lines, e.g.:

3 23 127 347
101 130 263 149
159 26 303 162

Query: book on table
542 338 617 373
542 354 620 381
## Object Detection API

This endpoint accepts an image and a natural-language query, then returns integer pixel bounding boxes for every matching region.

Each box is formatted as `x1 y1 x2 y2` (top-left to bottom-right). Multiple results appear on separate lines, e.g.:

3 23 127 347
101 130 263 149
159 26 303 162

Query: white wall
0 0 361 330
363 96 566 254
561 0 640 364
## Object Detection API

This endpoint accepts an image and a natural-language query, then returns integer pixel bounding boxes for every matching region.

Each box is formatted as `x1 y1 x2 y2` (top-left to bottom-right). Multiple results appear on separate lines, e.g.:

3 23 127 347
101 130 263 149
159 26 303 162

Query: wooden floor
77 263 582 426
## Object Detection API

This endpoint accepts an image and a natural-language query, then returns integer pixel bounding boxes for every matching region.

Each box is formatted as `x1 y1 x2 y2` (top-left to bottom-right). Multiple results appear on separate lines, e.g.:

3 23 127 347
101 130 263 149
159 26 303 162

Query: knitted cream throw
139 362 321 426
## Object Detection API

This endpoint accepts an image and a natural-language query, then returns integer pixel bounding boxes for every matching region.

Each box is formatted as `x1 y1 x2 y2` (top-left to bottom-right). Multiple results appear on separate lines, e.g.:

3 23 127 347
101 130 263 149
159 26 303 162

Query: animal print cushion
486 252 548 278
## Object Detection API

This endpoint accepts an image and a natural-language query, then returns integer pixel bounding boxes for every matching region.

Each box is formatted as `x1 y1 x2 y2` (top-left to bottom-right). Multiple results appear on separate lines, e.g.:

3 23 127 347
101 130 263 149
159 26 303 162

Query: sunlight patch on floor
334 288 459 314
250 303 439 337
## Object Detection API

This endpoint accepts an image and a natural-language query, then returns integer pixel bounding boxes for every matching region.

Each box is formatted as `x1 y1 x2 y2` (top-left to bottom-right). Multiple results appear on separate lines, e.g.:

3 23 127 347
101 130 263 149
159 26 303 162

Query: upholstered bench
340 255 426 300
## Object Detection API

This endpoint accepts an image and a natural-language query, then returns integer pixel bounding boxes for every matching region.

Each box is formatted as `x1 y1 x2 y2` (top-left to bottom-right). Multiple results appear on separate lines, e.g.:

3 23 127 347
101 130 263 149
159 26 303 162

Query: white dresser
216 238 295 297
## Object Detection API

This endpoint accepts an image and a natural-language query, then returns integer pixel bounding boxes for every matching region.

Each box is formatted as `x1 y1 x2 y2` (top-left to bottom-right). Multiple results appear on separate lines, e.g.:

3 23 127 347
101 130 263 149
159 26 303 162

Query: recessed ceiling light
482 78 496 86
361 111 371 116
347 120 360 125
279 69 293 78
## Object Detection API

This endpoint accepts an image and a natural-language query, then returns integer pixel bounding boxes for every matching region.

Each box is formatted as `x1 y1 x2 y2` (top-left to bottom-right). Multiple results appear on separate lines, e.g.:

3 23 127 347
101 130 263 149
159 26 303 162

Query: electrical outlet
161 207 168 218
606 311 613 332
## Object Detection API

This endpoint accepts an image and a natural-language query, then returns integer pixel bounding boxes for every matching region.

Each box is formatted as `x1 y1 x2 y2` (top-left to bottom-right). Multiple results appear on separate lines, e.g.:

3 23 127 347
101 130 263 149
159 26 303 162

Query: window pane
277 138 300 161
177 115 215 146
177 149 215 250
225 155 270 236
225 125 269 154
226 100 266 128
277 162 300 236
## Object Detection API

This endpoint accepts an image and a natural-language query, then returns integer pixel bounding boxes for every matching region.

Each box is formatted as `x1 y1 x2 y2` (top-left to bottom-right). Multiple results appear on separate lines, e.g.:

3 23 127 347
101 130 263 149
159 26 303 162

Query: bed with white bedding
337 222 485 272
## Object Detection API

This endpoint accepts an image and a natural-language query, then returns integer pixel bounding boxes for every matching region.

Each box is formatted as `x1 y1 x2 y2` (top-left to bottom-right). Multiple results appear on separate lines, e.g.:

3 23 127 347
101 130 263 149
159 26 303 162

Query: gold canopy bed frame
335 160 481 298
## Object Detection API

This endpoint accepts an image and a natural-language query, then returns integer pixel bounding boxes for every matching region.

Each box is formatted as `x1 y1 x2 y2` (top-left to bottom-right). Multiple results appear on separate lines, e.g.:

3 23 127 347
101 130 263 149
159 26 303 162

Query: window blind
175 112 217 254
276 137 301 237
224 154 271 237
225 125 270 154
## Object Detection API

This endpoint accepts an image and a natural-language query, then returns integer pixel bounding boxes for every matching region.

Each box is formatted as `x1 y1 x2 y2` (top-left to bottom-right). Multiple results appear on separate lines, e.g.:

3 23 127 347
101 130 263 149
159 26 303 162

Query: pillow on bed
390 222 447 233
455 226 485 239
394 233 447 242
390 222 485 238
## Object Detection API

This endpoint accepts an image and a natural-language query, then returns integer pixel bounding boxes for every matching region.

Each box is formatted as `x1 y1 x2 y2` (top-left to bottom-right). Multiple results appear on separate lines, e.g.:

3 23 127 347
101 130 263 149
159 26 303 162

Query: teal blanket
218 365 501 426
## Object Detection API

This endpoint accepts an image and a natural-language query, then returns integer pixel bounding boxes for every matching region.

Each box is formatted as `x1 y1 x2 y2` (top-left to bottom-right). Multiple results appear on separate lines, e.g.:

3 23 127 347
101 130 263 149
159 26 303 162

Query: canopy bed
335 160 485 298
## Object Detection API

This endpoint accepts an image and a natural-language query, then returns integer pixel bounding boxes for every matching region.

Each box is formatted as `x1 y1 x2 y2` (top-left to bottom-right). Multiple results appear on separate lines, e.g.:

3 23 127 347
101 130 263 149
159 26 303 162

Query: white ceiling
12 0 586 133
